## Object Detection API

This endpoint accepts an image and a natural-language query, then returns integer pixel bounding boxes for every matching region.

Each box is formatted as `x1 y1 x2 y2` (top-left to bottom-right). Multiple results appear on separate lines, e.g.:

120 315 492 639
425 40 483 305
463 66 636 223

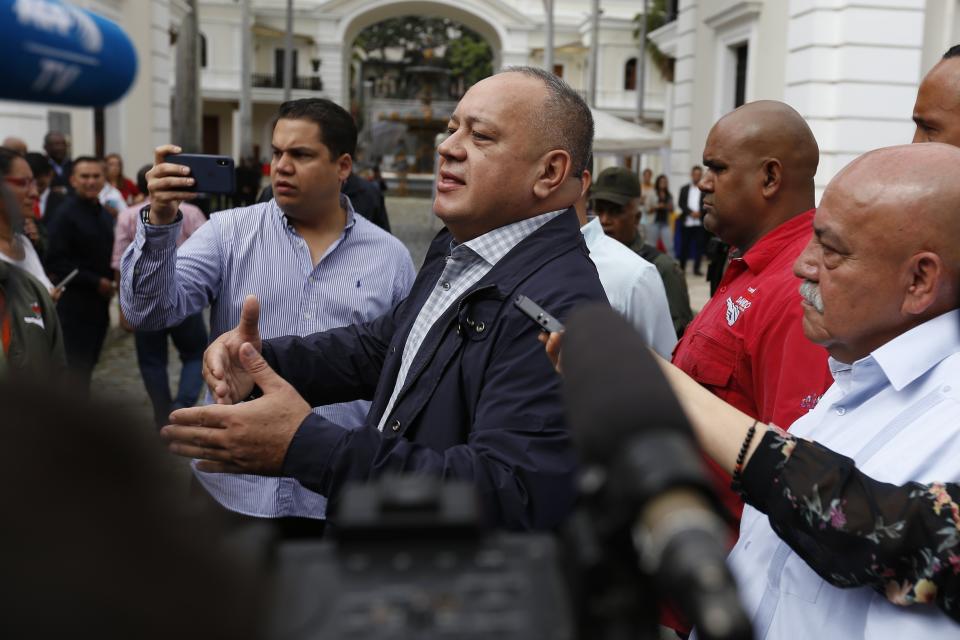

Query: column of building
665 0 699 190
784 0 926 195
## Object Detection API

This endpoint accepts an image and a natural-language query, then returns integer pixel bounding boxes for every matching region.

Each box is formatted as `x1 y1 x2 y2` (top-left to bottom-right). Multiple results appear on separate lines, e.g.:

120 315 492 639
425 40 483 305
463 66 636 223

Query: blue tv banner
0 0 137 106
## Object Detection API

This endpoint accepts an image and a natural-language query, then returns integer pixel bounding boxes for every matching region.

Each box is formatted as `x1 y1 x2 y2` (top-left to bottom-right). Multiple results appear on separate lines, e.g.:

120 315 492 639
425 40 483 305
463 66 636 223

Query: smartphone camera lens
217 159 228 166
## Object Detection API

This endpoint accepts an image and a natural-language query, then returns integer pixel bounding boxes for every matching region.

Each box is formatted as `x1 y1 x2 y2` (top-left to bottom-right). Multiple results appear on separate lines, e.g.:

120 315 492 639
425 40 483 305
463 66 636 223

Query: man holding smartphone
120 98 416 529
158 68 607 531
112 165 208 429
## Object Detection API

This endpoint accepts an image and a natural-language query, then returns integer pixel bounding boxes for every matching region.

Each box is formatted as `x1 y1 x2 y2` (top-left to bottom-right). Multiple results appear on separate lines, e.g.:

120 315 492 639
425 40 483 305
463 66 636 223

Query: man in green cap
592 166 693 337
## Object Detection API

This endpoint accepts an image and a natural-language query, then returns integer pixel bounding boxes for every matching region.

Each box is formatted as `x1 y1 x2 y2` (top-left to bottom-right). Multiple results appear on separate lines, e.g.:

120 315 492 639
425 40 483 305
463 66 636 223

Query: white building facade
651 0 960 195
0 0 664 169
1 0 956 188
193 0 667 162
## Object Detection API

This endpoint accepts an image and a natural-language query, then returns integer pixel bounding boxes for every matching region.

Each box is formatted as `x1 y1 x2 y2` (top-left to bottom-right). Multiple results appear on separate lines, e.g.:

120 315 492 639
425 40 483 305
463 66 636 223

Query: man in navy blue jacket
161 67 607 530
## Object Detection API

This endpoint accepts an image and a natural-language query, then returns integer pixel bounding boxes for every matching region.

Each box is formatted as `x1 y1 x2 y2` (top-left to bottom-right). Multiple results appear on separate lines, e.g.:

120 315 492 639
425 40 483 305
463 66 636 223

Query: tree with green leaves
634 0 675 82
353 16 493 93
446 32 493 88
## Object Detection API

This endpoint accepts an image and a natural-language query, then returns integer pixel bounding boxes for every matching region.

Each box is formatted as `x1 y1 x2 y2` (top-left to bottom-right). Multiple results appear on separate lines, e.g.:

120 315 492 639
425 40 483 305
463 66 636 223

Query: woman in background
105 153 141 206
648 174 674 256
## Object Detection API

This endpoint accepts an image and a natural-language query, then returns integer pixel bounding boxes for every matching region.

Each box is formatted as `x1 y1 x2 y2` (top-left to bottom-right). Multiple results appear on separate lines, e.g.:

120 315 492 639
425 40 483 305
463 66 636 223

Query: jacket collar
471 207 586 295
458 208 565 268
421 207 585 294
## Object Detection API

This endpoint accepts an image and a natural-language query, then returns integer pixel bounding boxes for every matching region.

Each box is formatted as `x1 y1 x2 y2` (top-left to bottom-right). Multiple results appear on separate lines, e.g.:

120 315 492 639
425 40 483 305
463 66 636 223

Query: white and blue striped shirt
120 196 416 519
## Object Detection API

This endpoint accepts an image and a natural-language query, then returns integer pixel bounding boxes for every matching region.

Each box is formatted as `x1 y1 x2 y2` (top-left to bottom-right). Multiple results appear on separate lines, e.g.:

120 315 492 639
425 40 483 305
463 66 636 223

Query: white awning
591 108 667 153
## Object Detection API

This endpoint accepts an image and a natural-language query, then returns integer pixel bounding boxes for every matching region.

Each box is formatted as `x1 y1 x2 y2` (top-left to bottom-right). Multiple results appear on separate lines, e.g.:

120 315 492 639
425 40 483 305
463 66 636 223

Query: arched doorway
335 1 504 182
351 17 494 109
338 1 504 80
349 15 495 176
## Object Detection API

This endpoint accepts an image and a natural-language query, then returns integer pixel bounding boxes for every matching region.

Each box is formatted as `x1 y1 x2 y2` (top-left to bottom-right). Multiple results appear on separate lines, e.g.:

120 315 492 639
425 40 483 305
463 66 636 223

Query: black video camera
268 476 573 640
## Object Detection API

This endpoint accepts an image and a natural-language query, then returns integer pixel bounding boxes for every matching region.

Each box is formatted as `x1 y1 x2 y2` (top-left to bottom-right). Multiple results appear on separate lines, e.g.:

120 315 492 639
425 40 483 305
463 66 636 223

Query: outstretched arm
658 355 960 622
119 145 216 331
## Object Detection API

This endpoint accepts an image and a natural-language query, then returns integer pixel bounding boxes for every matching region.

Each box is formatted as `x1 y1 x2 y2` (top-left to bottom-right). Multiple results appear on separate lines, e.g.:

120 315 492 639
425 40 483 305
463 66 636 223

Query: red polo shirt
672 209 833 517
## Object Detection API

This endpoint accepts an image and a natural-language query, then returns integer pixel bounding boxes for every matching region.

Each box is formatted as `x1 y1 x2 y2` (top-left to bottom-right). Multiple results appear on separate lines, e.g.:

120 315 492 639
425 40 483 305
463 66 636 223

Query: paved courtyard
90 196 713 437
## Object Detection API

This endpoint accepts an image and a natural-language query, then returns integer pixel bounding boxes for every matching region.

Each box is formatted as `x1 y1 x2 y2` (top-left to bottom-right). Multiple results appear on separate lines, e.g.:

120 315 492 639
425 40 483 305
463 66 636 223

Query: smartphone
166 153 236 194
513 294 565 333
54 268 79 292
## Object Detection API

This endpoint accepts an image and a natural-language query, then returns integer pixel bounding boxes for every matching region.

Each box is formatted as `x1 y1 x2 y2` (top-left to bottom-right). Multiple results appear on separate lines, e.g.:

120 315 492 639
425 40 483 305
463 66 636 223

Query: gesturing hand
203 295 263 404
162 342 311 475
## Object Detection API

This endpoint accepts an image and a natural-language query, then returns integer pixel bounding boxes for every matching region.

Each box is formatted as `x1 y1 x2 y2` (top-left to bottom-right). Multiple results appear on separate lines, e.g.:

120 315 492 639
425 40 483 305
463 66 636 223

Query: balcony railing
251 73 323 91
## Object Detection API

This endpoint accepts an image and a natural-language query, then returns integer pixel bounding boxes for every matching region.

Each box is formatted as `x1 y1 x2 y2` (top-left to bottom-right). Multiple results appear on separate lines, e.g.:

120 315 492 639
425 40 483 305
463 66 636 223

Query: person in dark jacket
44 131 72 192
44 157 115 391
342 172 391 232
160 66 607 530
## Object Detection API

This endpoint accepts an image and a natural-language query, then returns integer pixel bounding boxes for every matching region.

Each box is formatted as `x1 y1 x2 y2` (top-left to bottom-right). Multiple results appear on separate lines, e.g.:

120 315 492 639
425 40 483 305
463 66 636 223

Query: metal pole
588 0 600 108
173 0 201 152
635 0 649 124
543 0 554 74
283 0 293 101
239 0 253 159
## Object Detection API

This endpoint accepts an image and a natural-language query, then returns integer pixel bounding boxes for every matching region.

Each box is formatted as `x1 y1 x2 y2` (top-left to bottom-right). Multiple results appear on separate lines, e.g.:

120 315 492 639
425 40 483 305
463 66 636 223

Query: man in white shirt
576 166 676 357
673 143 960 639
677 165 705 275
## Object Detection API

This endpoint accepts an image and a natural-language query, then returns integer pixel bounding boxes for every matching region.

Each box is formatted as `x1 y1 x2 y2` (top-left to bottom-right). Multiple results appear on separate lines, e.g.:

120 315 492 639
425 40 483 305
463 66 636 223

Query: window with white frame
704 2 760 119
733 43 748 108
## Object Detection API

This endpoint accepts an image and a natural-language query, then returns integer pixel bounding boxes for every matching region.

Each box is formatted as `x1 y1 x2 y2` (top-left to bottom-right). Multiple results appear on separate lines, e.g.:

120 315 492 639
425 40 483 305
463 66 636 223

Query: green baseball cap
590 167 641 206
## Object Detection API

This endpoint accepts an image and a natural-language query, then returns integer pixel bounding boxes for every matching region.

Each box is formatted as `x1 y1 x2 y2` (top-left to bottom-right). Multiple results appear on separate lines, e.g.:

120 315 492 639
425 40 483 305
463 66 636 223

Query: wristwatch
140 204 183 226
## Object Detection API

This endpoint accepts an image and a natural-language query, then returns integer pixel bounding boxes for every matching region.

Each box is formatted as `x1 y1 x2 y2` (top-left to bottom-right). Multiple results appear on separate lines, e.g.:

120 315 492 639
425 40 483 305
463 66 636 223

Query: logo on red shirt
725 287 758 327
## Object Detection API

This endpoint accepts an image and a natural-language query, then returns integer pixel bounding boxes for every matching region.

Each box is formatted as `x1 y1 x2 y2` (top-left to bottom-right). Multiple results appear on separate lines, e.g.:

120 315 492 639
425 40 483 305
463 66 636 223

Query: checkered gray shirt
377 209 565 430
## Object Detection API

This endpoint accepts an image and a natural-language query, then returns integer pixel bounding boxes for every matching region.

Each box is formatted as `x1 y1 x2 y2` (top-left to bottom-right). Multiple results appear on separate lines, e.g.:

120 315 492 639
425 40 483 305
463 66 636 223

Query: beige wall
752 0 788 104
685 2 715 180
101 0 174 171
921 0 960 75
202 100 237 156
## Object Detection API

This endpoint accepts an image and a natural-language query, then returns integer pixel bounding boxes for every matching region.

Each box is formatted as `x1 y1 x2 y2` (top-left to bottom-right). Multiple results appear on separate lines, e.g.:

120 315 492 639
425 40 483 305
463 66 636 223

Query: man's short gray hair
501 66 594 177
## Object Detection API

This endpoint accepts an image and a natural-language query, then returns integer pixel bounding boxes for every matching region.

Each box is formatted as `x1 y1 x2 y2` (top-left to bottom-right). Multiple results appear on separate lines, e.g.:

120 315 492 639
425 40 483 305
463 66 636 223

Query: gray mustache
799 280 824 313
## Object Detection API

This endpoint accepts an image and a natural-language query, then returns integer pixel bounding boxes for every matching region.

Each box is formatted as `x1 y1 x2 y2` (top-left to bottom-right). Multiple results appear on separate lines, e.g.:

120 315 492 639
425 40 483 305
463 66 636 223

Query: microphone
0 0 137 107
563 304 752 640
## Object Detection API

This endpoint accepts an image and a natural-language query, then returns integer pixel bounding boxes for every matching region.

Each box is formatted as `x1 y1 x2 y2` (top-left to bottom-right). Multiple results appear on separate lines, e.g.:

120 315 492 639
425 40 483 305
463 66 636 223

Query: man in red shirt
671 100 834 519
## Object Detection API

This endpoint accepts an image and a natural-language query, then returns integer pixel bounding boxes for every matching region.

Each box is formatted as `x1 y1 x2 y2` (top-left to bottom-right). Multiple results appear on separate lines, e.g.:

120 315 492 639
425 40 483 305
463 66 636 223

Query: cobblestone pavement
90 196 712 437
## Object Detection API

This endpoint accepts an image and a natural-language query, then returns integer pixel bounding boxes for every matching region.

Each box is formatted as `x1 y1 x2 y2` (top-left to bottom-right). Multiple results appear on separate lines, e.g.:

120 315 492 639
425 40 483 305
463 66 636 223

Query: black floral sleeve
741 427 960 622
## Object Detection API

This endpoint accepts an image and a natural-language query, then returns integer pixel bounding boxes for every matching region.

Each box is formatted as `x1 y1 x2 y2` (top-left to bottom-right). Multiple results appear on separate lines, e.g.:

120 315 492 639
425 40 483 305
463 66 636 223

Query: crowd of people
3 47 960 638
